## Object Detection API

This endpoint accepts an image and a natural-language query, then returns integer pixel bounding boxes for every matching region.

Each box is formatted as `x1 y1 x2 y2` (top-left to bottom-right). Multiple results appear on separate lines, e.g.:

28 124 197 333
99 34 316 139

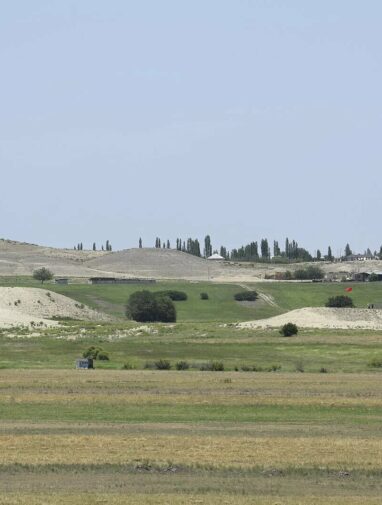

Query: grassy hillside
0 277 280 322
256 281 382 312
3 277 381 322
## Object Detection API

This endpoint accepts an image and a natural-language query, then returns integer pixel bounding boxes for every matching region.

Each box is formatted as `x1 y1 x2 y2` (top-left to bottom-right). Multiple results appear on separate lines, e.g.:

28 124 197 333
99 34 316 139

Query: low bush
368 357 382 368
239 364 263 372
326 295 354 308
175 360 190 370
200 292 209 300
83 346 102 359
200 361 224 371
97 351 109 361
155 290 187 301
294 266 324 280
280 323 298 337
154 359 171 370
319 367 328 373
268 364 281 372
122 362 135 370
234 291 258 302
83 346 109 360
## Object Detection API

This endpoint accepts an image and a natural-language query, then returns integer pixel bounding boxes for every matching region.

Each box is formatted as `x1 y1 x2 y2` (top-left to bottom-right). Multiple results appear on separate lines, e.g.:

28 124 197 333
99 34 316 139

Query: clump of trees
326 296 354 308
294 266 324 280
126 290 176 322
234 291 258 301
33 267 54 284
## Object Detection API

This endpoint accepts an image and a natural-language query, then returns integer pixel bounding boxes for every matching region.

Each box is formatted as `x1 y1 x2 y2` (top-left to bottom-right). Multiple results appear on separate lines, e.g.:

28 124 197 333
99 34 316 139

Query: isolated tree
167 240 170 249
204 235 212 258
33 267 54 284
327 246 334 262
345 243 352 257
260 238 269 259
139 238 142 248
92 242 96 251
316 249 321 261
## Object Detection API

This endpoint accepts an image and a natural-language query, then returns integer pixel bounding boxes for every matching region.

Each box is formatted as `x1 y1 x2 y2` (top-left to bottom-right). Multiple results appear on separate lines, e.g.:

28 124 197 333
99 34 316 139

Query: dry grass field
1 370 382 503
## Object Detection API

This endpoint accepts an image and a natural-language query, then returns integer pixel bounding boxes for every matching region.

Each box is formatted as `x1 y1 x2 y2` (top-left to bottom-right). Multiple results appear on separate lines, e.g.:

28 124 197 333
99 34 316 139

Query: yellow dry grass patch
2 392 382 408
0 494 381 505
1 434 381 470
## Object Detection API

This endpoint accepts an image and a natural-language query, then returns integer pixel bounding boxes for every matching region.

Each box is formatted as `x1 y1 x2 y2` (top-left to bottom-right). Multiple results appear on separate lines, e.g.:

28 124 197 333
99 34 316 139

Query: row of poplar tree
74 240 112 251
142 235 337 262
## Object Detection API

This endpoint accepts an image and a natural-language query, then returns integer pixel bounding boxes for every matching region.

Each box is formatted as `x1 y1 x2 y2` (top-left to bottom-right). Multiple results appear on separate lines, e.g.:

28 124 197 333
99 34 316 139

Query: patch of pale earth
239 307 382 330
0 287 108 328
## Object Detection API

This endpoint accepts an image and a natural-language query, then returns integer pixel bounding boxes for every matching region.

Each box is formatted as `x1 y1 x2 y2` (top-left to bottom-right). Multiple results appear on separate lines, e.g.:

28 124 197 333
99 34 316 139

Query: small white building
207 253 225 261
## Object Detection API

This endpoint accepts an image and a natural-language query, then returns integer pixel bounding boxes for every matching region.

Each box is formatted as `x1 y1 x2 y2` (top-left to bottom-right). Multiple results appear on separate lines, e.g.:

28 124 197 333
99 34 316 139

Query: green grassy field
2 276 382 322
2 322 382 372
1 370 382 504
1 277 382 503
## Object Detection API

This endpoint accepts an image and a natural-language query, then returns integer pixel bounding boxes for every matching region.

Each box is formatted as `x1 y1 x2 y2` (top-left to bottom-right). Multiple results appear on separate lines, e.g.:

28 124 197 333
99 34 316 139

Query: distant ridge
0 239 380 282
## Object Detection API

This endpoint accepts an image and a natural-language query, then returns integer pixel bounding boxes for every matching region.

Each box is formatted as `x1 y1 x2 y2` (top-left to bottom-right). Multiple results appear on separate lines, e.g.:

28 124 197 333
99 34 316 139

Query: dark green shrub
122 362 134 370
83 346 109 360
83 346 102 359
240 364 263 372
154 359 171 370
200 292 209 300
368 357 382 368
155 290 187 301
200 361 224 371
268 364 281 372
294 266 324 280
126 291 176 322
280 323 298 337
97 351 109 361
326 296 354 308
175 360 190 370
319 367 328 373
155 295 177 322
234 291 258 302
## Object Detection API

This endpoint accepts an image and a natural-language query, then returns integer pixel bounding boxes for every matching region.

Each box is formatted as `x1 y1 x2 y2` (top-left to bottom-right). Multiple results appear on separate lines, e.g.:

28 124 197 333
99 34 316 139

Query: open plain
0 243 382 503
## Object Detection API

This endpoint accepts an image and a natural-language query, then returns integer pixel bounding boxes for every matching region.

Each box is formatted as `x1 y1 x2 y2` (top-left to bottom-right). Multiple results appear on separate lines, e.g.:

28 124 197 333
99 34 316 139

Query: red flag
345 287 353 292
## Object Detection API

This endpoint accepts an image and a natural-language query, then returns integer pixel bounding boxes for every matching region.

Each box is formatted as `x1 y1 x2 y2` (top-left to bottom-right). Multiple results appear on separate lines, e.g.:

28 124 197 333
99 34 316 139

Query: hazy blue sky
1 1 381 256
